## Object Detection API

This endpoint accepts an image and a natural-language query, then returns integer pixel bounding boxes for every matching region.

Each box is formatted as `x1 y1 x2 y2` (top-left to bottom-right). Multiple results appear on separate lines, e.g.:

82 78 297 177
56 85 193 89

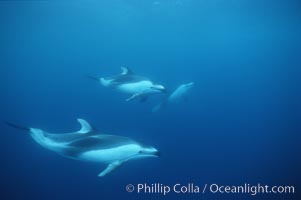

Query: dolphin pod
90 67 194 106
7 66 193 177
6 119 159 177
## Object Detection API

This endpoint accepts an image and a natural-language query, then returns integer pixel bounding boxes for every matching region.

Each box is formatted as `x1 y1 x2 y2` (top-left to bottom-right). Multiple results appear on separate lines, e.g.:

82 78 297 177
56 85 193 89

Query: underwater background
0 0 300 199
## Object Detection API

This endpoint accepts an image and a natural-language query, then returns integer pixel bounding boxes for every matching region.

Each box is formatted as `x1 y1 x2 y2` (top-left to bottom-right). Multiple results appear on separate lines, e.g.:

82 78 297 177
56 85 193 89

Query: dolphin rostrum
89 67 166 102
6 119 160 177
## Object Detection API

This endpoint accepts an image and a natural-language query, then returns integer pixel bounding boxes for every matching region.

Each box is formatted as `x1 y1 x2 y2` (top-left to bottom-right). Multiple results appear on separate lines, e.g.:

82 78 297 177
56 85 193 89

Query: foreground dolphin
152 82 195 112
89 67 166 102
6 119 159 177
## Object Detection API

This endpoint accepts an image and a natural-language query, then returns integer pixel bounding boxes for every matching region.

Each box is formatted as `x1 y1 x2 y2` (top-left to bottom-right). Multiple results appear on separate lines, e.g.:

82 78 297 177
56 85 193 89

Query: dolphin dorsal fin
121 67 133 75
77 119 93 134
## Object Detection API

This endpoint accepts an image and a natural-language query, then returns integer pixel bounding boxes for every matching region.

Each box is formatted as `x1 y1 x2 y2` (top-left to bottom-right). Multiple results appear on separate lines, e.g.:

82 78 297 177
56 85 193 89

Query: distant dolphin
5 119 160 177
89 67 166 102
152 82 195 112
168 82 195 103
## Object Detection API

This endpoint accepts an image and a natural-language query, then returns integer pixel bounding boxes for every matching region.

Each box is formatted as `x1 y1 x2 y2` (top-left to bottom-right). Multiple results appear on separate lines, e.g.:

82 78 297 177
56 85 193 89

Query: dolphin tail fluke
98 161 122 177
86 75 100 82
4 121 30 131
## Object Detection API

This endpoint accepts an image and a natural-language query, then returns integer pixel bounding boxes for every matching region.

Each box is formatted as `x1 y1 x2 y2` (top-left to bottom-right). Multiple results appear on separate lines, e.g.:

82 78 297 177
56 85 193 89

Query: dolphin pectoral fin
77 119 93 134
98 161 122 177
126 93 148 102
121 66 133 75
125 93 140 102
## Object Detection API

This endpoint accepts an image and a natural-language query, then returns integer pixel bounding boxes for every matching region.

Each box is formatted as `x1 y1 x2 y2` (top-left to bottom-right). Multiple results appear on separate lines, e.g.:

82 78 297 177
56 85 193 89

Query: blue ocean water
0 0 300 199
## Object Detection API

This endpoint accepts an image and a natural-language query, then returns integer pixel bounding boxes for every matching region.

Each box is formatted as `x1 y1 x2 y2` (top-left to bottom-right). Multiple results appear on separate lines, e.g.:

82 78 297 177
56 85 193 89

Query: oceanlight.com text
125 183 295 196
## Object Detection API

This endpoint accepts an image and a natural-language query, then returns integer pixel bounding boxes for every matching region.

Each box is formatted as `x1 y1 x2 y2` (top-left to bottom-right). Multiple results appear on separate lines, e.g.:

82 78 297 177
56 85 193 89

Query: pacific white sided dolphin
5 119 160 177
152 82 195 112
168 82 195 103
89 67 166 102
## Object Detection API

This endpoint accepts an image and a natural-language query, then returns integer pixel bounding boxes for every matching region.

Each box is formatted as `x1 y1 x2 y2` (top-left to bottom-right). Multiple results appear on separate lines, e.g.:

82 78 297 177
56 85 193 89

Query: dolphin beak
187 82 195 87
151 85 166 93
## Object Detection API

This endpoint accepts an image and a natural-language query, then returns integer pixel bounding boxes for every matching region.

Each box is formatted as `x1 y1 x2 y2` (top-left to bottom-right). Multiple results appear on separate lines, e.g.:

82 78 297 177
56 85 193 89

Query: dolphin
152 82 195 112
168 82 195 103
89 67 166 102
5 119 160 177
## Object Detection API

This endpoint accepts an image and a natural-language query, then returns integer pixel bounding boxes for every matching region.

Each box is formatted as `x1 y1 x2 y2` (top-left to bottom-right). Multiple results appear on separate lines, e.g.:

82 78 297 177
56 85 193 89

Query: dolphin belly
117 80 153 94
78 144 141 163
